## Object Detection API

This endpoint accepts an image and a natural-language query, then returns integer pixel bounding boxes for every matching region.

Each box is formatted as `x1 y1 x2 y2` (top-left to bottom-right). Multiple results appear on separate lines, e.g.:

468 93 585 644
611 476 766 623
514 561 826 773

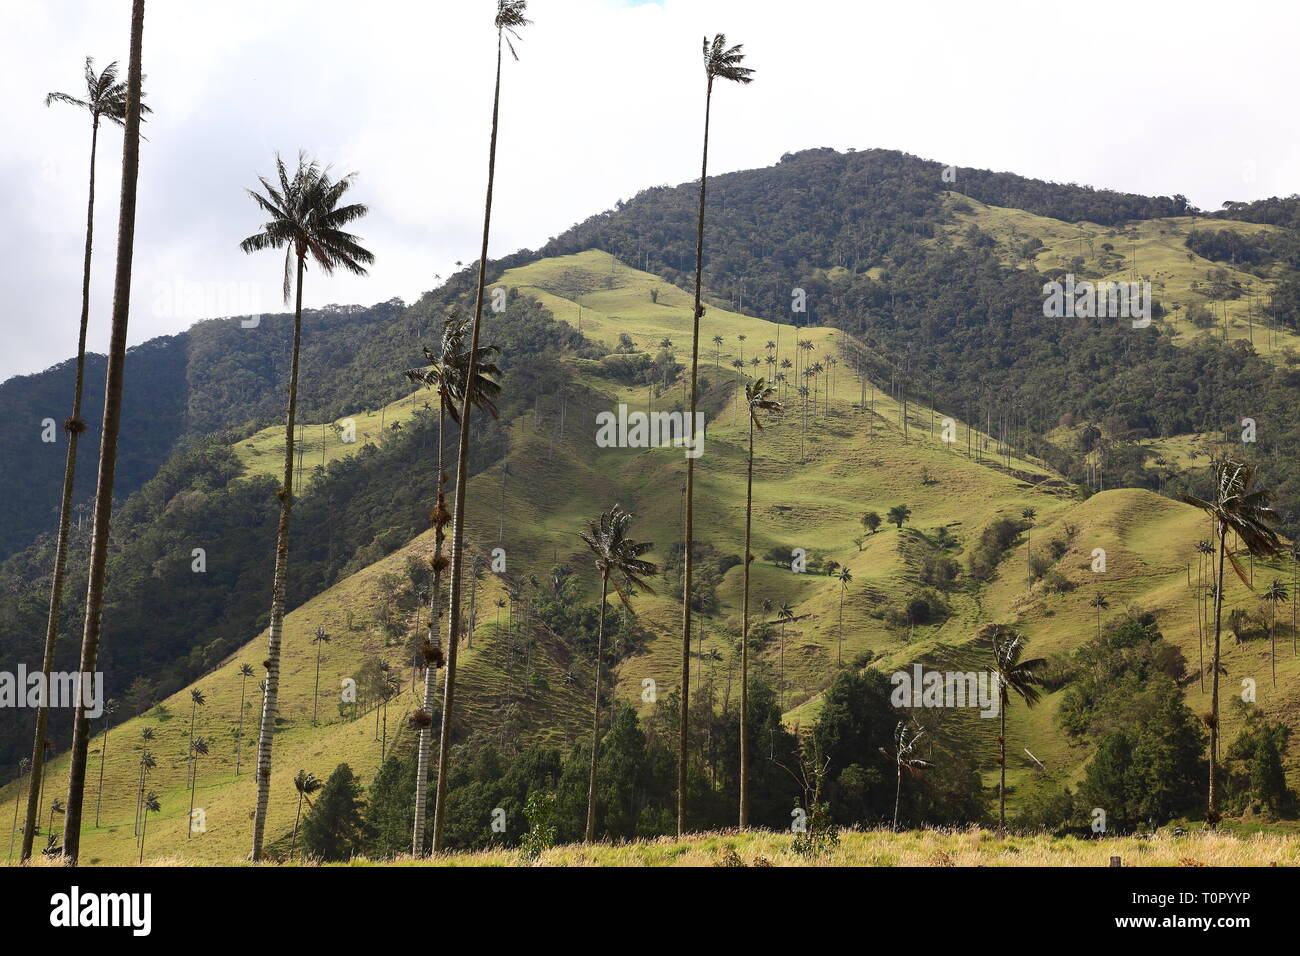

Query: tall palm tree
677 32 754 837
405 313 501 855
310 627 330 726
138 791 159 864
290 770 324 858
186 737 207 838
1261 579 1289 685
8 758 30 864
240 155 373 861
580 506 658 841
836 566 853 667
738 379 781 827
1021 507 1037 585
235 664 253 774
879 722 930 831
185 688 205 827
430 0 531 855
1178 459 1283 825
60 0 148 865
712 334 724 367
93 698 117 828
1291 544 1300 655
133 748 155 841
988 625 1045 836
1089 592 1109 641
777 601 795 709
22 56 146 864
1196 539 1215 690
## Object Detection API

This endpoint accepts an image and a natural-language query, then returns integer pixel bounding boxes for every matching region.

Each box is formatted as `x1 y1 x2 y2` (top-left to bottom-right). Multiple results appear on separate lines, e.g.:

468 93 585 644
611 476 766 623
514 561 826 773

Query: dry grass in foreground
352 828 1299 868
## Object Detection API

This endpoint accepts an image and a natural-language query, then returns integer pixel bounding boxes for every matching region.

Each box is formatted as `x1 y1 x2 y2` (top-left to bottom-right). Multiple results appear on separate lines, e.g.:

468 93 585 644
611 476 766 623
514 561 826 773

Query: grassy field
6 249 1298 866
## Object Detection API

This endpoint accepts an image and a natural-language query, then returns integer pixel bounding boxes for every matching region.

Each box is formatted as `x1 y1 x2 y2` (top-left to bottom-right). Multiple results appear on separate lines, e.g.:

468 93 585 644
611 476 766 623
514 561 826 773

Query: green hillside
5 250 1297 865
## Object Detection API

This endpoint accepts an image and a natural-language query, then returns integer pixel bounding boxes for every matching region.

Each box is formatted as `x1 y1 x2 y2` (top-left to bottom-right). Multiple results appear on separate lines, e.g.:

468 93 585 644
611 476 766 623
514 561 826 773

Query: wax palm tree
138 791 160 864
987 625 1045 836
836 566 853 667
240 155 373 861
1196 539 1215 689
1261 579 1289 685
738 380 782 827
1291 544 1300 656
93 698 117 828
1178 459 1284 825
1089 592 1109 641
310 627 330 726
430 0 531 855
59 0 147 866
712 334 724 367
674 32 755 838
1021 507 1037 585
47 798 65 843
290 770 324 858
404 310 502 852
22 57 148 864
133 749 155 840
185 688 205 801
579 506 658 841
235 664 253 774
8 758 30 864
880 721 930 831
777 602 795 709
186 738 207 838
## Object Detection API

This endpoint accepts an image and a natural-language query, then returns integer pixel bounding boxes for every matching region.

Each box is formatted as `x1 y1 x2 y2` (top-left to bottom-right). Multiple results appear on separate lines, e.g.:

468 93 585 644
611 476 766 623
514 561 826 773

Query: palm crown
744 378 783 428
580 506 658 609
239 153 374 303
405 308 503 423
46 56 151 125
496 0 531 58
1178 459 1284 585
988 625 1046 707
703 34 755 85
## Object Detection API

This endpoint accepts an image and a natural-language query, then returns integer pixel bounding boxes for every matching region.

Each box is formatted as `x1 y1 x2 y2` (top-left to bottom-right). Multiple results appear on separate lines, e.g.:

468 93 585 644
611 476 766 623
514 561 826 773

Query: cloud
3 0 1298 380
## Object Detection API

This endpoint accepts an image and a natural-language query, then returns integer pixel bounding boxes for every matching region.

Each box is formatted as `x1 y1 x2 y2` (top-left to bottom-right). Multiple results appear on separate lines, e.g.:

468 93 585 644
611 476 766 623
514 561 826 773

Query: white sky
2 0 1298 381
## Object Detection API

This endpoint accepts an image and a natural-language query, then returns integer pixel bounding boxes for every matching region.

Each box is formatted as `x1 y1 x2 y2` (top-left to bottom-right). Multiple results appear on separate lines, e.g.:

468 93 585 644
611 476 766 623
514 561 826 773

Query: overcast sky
2 0 1297 382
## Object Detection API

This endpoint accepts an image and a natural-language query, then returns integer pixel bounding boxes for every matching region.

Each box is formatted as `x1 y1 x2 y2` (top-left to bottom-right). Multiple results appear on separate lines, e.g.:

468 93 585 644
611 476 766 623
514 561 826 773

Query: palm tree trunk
312 640 322 725
8 767 23 863
21 103 102 867
678 74 714 839
235 677 247 774
412 402 447 855
893 765 902 831
1208 526 1227 825
94 722 109 828
585 576 610 841
138 809 147 865
432 31 505 854
249 253 305 862
61 0 145 865
998 697 1007 836
291 791 304 857
739 413 754 829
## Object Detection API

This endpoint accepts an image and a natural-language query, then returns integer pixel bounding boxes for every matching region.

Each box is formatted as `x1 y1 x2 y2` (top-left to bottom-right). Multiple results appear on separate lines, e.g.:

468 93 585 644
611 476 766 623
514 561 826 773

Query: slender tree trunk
585 576 610 842
138 808 147 865
21 106 102 866
432 32 505 854
679 75 713 839
412 402 447 855
312 639 322 725
291 791 304 857
893 765 902 831
249 253 306 862
739 413 755 828
235 677 246 774
1208 525 1226 825
94 722 109 828
998 695 1007 836
8 767 23 863
62 0 145 865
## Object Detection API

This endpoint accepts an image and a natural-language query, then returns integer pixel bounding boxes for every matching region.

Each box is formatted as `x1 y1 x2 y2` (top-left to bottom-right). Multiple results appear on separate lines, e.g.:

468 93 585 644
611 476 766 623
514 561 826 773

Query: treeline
292 668 987 860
